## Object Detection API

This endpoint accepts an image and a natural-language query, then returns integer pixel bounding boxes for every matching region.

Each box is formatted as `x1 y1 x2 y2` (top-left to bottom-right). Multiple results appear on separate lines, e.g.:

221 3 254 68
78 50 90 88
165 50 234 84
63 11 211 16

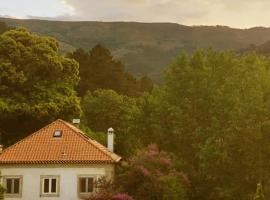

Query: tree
0 28 81 145
68 45 153 97
254 183 264 200
132 49 270 199
162 49 270 199
0 171 5 200
0 21 8 34
116 144 189 200
138 76 154 93
82 89 139 156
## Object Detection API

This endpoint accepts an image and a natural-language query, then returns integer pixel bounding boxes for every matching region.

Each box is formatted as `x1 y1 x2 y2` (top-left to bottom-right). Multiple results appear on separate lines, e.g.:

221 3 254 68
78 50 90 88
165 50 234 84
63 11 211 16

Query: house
0 119 121 200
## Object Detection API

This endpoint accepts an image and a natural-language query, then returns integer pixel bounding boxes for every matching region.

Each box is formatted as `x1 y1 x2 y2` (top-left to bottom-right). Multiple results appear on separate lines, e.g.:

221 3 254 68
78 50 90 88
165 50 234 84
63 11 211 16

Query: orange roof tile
0 119 121 164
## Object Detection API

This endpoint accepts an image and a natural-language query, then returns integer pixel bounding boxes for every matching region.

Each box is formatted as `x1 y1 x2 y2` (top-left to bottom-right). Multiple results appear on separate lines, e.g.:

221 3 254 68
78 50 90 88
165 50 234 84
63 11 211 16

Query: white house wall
0 164 114 200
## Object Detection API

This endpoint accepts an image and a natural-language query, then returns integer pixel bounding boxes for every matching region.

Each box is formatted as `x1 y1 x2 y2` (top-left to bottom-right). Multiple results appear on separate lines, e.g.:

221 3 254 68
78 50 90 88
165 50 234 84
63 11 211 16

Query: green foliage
68 45 153 97
2 24 270 200
78 124 107 146
82 89 139 156
138 76 154 93
0 28 81 144
4 17 270 82
254 183 264 200
133 49 270 199
0 184 4 200
116 144 189 200
0 171 5 200
0 21 8 34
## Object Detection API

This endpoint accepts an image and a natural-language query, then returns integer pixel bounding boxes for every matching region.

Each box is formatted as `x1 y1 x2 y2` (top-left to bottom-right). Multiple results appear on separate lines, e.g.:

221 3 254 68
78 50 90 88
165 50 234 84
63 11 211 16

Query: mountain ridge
2 17 270 82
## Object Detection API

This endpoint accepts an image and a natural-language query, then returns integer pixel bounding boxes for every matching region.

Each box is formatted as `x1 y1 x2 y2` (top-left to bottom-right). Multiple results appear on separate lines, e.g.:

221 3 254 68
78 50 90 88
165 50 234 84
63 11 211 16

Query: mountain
239 40 270 56
2 17 270 83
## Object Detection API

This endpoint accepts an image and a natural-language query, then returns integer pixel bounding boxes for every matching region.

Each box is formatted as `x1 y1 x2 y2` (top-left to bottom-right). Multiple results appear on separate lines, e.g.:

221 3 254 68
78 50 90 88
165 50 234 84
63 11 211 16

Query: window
78 176 95 197
40 176 60 197
3 176 22 197
53 130 62 138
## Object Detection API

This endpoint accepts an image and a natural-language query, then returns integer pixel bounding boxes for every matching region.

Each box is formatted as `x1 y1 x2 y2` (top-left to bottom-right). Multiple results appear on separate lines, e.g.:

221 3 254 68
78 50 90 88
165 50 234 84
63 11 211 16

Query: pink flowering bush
116 144 189 200
89 193 134 200
112 193 134 200
86 178 134 200
87 144 188 200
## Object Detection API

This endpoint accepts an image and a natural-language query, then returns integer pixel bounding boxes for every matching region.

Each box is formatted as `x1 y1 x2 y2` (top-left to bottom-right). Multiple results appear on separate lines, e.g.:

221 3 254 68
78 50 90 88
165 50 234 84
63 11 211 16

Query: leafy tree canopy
68 45 153 97
134 49 270 199
0 28 81 144
0 21 8 34
82 89 139 156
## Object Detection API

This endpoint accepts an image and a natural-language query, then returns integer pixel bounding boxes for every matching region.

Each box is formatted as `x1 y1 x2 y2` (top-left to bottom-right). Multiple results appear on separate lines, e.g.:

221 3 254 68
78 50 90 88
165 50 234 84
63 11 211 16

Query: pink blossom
139 166 151 177
159 157 172 166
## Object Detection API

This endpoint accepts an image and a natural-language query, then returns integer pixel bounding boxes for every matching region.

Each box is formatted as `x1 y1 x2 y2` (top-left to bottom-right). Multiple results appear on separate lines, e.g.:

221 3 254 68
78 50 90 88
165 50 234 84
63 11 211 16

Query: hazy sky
0 0 269 28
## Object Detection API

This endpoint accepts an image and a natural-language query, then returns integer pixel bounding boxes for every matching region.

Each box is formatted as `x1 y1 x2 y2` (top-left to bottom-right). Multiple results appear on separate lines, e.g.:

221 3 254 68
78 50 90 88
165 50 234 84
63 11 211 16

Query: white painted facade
0 164 114 200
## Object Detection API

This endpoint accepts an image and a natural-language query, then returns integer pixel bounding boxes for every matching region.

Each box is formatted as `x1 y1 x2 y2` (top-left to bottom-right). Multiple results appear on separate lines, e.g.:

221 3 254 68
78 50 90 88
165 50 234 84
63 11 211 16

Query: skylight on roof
53 130 62 138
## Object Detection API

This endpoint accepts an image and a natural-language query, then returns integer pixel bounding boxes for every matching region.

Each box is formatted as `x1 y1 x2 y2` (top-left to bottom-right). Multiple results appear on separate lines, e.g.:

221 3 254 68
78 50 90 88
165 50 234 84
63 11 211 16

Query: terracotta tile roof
0 119 121 164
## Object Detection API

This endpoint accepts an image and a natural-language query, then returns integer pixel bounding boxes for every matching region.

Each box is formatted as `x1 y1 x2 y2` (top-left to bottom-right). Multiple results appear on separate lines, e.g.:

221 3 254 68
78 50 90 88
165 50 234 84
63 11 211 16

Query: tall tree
138 76 154 93
166 50 270 199
0 28 81 145
134 49 270 199
82 89 139 156
69 45 153 97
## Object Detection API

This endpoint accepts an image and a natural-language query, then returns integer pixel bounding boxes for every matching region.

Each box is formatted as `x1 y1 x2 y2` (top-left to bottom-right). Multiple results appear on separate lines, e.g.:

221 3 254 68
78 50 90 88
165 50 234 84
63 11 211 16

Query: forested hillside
2 17 270 82
2 24 270 200
240 40 270 56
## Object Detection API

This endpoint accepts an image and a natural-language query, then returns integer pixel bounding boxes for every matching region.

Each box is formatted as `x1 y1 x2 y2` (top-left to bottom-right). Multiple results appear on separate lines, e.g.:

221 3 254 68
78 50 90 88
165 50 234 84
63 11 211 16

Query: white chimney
107 128 114 152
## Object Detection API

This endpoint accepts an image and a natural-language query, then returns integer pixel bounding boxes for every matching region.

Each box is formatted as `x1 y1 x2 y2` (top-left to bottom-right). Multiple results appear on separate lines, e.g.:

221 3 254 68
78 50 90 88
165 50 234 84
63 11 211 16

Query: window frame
3 175 23 198
77 175 98 198
40 175 60 197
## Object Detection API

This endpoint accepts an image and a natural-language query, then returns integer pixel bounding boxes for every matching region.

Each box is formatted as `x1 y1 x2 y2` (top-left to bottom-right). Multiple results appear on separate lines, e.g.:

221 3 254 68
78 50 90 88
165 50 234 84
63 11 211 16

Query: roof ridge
58 120 121 162
1 119 61 154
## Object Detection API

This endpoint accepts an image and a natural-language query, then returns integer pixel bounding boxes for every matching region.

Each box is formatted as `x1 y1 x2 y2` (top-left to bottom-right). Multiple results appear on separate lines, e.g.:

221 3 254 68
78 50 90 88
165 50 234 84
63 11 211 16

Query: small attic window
53 130 62 138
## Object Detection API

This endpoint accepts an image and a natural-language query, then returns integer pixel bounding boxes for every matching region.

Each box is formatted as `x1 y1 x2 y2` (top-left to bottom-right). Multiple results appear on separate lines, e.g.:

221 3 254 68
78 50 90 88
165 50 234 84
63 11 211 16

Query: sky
0 0 269 28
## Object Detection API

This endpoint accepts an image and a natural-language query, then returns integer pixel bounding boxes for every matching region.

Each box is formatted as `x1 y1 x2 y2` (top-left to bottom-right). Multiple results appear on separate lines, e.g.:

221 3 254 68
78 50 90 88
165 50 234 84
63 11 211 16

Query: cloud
62 0 208 22
59 0 270 28
2 0 270 28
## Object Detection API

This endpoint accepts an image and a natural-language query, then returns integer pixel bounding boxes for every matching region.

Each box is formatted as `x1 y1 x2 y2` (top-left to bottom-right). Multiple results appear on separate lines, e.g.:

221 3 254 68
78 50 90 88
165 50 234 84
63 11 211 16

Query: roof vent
53 130 62 138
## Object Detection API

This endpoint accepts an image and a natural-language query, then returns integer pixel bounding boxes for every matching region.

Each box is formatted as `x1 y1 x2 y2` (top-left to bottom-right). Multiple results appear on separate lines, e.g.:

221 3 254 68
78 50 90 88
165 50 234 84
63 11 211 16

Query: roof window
53 130 62 138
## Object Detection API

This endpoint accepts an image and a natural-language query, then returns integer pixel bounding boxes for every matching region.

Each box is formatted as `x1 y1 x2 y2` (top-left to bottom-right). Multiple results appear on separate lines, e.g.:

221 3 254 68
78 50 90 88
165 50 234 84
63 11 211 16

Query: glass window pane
51 179 57 193
87 178 94 193
6 179 12 193
44 179 49 193
13 179 20 194
79 178 86 193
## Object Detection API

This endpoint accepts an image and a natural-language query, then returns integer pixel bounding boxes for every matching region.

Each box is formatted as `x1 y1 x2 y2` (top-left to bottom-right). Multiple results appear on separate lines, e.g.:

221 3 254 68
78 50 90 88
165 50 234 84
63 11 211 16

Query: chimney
107 128 114 152
72 119 80 127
